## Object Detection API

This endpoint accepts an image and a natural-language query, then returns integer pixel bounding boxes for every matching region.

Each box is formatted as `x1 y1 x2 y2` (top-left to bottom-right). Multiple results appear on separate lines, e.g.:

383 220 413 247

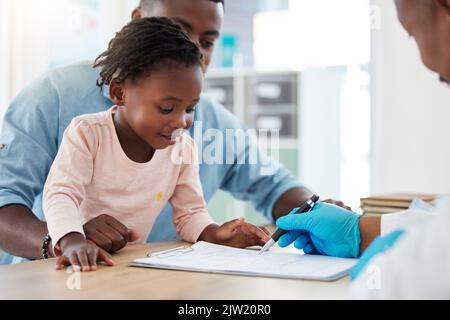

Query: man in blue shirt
0 0 347 264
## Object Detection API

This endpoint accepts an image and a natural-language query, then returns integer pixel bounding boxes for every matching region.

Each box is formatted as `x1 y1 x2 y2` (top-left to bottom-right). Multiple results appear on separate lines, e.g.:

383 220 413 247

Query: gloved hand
276 202 361 258
350 229 405 280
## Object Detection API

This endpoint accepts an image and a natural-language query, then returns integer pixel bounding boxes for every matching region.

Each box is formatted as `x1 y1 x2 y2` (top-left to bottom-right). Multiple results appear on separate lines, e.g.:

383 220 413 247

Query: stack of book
360 193 437 215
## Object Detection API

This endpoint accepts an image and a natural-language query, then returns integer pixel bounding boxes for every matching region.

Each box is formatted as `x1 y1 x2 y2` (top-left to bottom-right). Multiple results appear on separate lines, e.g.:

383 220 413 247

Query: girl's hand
200 218 271 248
55 233 114 272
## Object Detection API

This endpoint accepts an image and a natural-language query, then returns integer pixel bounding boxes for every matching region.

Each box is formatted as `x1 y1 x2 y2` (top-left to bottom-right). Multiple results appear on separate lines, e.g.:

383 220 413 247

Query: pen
259 194 320 254
147 246 187 257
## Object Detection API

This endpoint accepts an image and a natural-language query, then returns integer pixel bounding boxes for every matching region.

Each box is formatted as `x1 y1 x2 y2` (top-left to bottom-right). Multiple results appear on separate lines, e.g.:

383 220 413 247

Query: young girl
43 17 269 272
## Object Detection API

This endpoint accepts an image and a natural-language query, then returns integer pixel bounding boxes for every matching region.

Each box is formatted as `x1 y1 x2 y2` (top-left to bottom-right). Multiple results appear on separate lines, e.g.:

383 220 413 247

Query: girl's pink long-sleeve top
43 107 215 251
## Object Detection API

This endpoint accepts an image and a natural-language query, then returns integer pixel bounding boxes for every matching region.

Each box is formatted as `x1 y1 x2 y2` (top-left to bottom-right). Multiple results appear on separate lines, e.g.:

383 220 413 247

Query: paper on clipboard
130 241 357 281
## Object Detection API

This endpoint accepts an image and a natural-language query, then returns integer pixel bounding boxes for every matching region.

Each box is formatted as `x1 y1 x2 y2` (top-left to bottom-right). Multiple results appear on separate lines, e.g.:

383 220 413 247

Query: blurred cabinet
204 70 302 225
205 70 300 140
203 77 234 113
246 74 298 138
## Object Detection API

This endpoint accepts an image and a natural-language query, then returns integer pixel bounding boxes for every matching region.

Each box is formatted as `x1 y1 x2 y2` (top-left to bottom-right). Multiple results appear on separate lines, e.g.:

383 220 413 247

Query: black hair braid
93 17 203 87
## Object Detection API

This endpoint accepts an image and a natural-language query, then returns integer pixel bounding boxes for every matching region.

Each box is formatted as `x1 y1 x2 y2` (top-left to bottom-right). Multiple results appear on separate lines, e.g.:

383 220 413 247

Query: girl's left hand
202 218 271 248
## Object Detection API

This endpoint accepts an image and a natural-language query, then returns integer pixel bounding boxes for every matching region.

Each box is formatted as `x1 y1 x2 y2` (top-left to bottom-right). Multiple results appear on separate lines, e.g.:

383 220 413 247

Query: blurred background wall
370 0 450 196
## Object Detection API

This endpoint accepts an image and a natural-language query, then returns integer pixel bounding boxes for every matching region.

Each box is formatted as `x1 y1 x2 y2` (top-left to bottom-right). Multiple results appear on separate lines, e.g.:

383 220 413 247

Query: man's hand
83 215 140 254
322 199 352 211
272 187 352 220
199 218 270 248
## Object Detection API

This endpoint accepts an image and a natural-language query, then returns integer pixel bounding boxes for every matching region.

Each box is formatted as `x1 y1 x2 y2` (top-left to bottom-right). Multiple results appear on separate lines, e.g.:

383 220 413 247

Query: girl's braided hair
94 16 203 87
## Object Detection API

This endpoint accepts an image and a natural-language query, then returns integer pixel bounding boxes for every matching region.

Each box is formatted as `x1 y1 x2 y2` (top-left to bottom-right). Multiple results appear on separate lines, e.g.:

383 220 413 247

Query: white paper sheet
131 241 357 281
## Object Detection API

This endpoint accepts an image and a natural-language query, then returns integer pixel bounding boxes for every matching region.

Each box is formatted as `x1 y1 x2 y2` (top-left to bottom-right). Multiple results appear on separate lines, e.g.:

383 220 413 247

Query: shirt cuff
181 212 216 243
380 209 435 236
49 225 85 255
0 192 33 210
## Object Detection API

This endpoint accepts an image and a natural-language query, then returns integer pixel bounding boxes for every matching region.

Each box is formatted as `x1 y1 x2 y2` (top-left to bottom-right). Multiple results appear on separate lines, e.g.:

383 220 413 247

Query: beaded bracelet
42 234 52 259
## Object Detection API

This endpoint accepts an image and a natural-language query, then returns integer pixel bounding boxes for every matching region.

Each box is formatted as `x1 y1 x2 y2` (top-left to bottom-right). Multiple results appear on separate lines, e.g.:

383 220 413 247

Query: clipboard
130 242 357 281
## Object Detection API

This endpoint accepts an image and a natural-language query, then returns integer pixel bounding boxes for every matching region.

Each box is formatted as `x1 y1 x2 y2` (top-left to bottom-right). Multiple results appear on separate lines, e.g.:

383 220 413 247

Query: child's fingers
260 226 271 236
231 217 245 228
87 247 98 271
69 252 82 272
77 250 91 272
256 238 267 247
214 218 245 241
245 235 267 247
56 256 70 270
222 218 245 233
97 247 114 266
240 223 270 241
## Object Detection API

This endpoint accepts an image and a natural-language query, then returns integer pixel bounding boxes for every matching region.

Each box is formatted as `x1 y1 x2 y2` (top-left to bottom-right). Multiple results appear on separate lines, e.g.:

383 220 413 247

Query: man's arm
0 64 140 261
0 204 139 260
271 187 312 220
272 187 353 221
0 75 60 260
352 202 450 299
0 205 49 259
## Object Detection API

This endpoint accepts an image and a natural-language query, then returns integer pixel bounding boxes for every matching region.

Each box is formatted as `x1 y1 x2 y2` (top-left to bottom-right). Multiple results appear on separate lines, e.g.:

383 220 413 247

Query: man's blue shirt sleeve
0 73 59 211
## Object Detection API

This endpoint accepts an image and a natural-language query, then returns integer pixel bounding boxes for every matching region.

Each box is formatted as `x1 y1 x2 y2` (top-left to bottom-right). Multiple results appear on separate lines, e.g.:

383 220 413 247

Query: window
0 0 138 123
207 0 371 212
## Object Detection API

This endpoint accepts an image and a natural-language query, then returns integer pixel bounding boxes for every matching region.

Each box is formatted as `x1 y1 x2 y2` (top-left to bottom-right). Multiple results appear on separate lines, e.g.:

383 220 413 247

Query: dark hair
139 0 225 11
93 17 203 87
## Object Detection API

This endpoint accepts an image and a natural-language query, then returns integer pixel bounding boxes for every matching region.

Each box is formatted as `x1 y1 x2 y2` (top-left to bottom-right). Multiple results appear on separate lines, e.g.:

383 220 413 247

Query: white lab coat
350 197 450 299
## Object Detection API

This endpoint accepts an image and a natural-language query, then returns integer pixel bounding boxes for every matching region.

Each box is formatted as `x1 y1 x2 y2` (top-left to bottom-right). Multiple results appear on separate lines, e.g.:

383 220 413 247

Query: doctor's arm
359 215 381 253
277 201 437 259
351 203 450 299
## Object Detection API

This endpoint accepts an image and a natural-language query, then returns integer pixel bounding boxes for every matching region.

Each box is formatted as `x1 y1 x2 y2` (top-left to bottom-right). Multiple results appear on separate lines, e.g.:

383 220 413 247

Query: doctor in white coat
275 0 450 299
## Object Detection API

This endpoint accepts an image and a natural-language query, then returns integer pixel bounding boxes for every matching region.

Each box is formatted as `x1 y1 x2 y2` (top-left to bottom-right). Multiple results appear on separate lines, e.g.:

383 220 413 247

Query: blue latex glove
276 202 361 258
350 229 405 280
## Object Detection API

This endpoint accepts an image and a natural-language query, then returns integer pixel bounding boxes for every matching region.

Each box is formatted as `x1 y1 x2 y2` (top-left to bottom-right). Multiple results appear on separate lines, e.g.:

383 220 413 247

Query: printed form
131 241 357 281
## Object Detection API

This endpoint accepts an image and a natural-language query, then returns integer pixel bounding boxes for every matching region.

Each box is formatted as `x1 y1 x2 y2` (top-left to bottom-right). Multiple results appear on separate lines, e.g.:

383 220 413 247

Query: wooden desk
0 242 351 300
